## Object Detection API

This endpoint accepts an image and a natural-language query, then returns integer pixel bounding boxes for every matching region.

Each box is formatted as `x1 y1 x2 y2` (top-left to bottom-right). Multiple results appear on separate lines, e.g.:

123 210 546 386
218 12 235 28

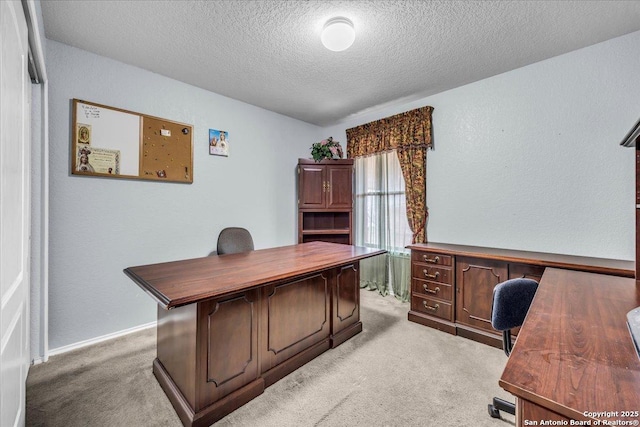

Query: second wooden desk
124 242 385 427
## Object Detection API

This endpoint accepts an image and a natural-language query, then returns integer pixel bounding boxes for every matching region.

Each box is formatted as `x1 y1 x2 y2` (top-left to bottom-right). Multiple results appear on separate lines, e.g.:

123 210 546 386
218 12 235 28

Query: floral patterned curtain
346 106 433 243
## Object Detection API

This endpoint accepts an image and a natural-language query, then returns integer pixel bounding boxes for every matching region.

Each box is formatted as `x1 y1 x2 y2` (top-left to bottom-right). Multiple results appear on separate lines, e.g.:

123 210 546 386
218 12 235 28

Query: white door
1 1 31 426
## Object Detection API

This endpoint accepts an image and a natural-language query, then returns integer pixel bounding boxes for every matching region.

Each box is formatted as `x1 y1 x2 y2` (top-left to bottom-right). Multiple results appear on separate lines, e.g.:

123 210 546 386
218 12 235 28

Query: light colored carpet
27 290 516 426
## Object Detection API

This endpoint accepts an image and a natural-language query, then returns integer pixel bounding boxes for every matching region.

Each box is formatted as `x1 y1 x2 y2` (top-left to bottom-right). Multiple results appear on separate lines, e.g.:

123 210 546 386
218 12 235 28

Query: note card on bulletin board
72 99 193 183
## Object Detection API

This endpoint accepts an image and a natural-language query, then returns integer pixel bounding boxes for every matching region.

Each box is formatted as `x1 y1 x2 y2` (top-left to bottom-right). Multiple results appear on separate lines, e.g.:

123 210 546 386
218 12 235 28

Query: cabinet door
259 273 331 372
455 257 508 334
508 263 544 283
299 164 326 208
197 290 260 410
332 264 360 337
326 165 352 209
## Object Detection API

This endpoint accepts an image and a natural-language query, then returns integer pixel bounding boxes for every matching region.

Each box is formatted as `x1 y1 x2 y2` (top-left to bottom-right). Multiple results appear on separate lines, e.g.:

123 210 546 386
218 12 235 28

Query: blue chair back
491 278 539 332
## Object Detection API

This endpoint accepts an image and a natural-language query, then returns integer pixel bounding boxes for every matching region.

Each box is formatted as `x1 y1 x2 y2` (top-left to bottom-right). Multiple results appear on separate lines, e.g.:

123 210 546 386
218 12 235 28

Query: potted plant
310 137 344 161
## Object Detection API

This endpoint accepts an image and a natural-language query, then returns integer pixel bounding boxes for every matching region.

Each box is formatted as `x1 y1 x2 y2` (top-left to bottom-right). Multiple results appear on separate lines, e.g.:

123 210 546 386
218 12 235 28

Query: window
355 151 412 300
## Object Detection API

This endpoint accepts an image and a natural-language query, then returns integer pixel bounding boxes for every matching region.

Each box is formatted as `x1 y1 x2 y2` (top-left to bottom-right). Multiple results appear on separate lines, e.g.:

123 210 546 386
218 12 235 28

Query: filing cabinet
409 250 455 328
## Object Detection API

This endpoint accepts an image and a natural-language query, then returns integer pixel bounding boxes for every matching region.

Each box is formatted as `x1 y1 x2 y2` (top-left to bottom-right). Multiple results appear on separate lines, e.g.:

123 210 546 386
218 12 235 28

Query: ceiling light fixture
321 17 355 52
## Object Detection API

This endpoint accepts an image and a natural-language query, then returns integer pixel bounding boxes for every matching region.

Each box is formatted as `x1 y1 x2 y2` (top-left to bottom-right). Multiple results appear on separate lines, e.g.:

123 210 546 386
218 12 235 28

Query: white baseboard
31 320 156 364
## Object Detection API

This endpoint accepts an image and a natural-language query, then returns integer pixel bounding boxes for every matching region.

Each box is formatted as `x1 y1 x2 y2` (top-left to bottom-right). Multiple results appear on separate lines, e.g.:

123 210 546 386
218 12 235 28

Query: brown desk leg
331 321 362 348
331 263 361 347
516 397 572 427
154 358 265 427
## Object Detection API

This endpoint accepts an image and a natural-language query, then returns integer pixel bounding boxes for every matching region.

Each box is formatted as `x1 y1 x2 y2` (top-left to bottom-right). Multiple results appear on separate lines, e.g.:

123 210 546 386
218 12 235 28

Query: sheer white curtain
355 151 412 301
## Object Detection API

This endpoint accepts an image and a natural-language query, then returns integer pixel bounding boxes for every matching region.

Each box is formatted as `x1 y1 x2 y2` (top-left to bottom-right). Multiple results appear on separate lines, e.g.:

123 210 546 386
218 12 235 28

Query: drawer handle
422 269 440 280
423 301 439 311
423 255 440 264
423 284 440 294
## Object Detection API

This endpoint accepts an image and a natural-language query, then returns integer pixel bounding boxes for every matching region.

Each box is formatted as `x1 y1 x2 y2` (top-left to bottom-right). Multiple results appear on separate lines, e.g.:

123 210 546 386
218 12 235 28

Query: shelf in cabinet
301 229 350 235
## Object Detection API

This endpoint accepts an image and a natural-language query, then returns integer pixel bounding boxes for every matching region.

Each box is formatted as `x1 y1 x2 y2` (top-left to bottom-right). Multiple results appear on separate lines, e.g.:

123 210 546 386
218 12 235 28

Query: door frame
21 0 49 364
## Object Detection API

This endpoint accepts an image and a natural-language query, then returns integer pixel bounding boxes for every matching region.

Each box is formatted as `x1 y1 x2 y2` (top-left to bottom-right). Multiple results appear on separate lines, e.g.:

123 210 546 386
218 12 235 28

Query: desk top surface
124 241 385 309
500 268 640 422
407 242 635 278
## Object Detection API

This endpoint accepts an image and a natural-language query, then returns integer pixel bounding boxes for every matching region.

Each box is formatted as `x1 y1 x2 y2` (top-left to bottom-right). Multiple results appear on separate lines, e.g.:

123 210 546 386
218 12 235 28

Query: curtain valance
346 105 433 244
346 106 433 158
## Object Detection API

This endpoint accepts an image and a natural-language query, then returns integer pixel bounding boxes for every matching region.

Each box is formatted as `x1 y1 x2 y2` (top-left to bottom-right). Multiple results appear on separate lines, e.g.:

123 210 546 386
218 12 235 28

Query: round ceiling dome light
321 17 355 52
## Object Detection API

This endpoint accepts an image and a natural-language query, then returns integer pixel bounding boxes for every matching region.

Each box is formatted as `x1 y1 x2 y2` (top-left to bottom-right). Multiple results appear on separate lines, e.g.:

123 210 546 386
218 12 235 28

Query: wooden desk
124 242 385 427
406 243 634 348
499 268 640 425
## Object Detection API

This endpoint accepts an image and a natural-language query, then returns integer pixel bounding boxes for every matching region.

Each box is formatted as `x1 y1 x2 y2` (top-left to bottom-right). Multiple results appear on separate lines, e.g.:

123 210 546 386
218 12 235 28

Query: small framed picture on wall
209 129 229 157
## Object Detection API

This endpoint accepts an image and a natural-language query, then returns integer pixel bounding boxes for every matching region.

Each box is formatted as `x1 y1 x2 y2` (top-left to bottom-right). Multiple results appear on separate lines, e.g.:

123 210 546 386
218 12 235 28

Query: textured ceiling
41 1 640 126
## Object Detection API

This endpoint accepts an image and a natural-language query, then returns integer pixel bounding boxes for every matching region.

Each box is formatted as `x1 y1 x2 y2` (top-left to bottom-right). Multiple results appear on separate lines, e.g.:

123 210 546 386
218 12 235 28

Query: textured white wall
324 31 640 261
45 29 640 351
46 40 320 350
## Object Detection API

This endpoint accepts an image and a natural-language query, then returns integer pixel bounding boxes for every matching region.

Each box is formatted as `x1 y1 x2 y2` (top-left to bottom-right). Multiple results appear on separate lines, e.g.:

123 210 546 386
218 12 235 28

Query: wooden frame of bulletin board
71 99 194 183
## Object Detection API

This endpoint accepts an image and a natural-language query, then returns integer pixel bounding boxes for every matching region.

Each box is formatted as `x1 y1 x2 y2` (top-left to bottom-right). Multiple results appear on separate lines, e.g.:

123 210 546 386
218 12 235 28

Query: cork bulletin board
72 99 193 183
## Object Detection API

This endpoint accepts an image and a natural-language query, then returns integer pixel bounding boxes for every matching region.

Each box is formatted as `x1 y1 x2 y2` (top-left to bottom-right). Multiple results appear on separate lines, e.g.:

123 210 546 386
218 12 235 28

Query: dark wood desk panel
125 241 384 308
500 268 640 424
124 242 385 427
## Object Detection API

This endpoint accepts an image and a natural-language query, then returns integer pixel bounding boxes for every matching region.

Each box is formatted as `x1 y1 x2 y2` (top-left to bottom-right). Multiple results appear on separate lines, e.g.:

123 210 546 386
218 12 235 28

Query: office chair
488 278 538 419
216 227 254 255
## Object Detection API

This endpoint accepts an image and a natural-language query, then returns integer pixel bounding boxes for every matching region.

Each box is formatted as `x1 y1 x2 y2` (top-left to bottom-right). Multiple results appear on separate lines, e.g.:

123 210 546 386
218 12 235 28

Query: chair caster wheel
488 404 501 419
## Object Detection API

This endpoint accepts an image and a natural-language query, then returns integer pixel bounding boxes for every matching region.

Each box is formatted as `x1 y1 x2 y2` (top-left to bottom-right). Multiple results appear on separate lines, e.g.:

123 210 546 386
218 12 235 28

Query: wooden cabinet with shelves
298 159 353 245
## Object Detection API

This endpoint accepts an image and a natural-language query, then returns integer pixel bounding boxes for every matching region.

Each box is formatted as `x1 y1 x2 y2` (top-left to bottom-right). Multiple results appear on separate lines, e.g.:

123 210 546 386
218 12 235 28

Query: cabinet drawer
411 251 452 266
412 264 453 285
412 279 453 302
411 294 453 321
